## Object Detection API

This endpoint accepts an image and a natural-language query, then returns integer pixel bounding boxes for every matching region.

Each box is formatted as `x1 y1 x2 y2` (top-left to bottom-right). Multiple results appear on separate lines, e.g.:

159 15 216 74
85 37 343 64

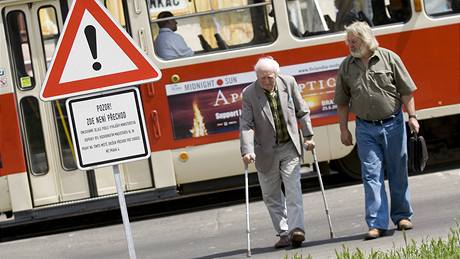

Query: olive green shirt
334 47 417 120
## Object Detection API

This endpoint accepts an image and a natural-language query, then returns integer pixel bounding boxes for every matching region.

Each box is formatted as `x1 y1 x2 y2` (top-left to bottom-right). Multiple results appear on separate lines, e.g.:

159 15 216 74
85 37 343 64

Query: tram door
91 0 154 195
3 1 91 206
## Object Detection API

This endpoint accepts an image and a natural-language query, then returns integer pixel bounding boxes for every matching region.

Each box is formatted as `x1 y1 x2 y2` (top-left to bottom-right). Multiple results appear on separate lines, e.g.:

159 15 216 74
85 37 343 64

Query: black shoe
397 219 413 231
290 228 305 248
274 235 290 249
364 228 385 240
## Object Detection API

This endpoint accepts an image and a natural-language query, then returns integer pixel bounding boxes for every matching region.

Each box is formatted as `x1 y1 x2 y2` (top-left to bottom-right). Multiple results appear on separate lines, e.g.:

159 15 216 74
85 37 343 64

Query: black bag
408 132 428 173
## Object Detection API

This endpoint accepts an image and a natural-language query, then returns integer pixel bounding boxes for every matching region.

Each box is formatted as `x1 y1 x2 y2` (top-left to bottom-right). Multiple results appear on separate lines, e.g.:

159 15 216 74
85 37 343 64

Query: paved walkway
1 169 460 259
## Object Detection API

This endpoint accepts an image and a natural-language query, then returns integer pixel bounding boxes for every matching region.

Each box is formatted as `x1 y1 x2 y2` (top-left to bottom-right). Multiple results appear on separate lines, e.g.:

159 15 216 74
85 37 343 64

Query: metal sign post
66 87 151 258
113 164 136 259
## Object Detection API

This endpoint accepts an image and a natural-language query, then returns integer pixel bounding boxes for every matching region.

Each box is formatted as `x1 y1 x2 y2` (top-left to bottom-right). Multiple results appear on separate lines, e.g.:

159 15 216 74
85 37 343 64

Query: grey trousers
257 141 305 236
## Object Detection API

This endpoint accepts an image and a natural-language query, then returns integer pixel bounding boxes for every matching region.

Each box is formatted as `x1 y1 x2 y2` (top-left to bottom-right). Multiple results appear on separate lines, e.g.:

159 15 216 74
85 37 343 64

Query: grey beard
351 49 365 58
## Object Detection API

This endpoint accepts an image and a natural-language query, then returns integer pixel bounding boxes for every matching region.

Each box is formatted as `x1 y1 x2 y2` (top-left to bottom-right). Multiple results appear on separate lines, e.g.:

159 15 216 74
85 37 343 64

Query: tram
0 0 459 226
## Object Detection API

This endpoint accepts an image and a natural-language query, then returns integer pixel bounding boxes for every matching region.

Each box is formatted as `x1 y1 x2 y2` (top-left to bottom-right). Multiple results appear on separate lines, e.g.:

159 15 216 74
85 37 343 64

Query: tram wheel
333 146 362 180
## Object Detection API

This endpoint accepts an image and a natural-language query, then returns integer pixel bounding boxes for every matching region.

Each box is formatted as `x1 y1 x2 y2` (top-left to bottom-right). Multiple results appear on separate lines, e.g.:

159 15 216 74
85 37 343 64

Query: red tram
0 0 459 226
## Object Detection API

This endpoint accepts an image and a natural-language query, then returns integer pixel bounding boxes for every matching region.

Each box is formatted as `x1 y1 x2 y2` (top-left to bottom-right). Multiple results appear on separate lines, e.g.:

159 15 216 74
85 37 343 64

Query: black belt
357 114 396 125
276 139 291 145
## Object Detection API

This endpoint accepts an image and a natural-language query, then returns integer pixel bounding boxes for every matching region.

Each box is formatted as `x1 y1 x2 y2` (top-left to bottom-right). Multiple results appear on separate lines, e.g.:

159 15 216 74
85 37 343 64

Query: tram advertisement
166 57 345 140
283 57 345 119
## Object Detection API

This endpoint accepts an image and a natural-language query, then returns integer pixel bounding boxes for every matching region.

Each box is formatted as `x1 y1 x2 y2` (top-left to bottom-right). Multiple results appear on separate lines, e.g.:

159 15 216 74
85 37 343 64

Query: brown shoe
274 235 290 249
365 228 384 240
398 219 413 230
290 228 305 248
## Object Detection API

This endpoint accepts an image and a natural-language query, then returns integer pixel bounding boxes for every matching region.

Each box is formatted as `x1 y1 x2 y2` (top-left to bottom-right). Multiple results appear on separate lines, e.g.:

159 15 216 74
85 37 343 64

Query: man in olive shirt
334 22 420 240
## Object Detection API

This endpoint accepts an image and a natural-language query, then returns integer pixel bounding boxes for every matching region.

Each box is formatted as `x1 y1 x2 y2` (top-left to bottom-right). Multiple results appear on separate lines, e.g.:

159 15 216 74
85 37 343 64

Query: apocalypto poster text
165 57 345 140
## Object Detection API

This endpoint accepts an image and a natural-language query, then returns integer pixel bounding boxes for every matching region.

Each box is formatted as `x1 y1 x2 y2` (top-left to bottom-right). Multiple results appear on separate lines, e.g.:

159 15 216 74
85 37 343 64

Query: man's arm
401 94 419 133
240 87 255 164
334 62 353 146
174 34 194 57
337 104 353 146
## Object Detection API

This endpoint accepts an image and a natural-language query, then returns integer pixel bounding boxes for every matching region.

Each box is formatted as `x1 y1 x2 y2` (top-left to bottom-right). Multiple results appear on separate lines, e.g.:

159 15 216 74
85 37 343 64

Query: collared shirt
264 85 290 144
154 28 194 60
334 47 417 120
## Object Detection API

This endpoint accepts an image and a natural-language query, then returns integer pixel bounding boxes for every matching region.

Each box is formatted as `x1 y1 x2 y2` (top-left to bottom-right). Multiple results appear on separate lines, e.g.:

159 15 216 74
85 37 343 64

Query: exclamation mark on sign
84 25 101 71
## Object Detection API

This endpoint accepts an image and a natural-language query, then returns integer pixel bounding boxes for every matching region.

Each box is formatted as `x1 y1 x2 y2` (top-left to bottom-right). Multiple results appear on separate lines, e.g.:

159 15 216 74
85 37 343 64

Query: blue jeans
356 112 413 230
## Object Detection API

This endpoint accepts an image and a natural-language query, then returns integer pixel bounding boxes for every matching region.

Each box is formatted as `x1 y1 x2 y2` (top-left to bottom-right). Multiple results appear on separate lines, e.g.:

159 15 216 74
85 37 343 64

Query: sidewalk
1 169 459 259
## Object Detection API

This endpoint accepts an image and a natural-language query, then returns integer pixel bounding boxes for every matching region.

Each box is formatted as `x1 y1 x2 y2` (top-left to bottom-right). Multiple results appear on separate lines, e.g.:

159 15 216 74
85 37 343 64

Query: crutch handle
312 146 319 159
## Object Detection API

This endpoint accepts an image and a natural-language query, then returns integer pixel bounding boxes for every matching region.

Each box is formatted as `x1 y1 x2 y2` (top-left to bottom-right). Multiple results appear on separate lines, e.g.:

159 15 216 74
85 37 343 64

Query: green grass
286 223 460 259
335 224 460 259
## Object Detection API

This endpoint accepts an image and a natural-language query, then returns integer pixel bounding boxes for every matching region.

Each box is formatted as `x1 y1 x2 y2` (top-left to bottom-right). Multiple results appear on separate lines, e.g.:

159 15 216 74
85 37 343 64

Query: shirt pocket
372 70 396 94
345 74 364 97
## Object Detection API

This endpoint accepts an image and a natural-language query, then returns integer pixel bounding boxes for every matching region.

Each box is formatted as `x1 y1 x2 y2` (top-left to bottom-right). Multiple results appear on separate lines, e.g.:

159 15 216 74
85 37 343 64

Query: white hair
345 21 379 51
254 56 280 74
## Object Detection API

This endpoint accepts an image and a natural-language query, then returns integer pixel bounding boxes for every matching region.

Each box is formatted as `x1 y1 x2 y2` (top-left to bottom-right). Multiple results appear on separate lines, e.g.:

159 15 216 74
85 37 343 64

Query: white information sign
66 87 150 170
150 0 188 12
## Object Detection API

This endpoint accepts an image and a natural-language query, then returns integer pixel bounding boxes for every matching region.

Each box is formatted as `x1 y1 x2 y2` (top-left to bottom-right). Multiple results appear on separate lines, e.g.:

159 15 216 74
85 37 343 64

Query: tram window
37 7 76 170
286 0 412 38
105 0 130 33
20 97 49 176
424 0 460 16
149 0 275 60
38 6 59 69
53 100 77 170
5 11 36 90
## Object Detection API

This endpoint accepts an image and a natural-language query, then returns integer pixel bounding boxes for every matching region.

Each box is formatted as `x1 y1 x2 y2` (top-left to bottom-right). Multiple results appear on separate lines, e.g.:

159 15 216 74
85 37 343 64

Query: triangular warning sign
40 0 161 101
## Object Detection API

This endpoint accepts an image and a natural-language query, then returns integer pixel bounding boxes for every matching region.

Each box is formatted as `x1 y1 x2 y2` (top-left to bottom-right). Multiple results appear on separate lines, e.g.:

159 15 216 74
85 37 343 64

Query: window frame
37 5 60 69
5 9 37 90
284 0 413 39
149 1 275 60
424 0 460 17
20 96 50 176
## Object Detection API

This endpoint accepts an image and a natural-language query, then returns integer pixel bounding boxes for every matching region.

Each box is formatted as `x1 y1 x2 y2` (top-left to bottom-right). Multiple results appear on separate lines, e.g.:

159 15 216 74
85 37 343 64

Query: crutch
243 162 252 257
311 147 335 239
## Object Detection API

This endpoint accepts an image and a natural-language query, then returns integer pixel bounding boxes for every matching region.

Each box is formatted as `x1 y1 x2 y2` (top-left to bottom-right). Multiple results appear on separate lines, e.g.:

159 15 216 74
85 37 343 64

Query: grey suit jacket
240 74 314 173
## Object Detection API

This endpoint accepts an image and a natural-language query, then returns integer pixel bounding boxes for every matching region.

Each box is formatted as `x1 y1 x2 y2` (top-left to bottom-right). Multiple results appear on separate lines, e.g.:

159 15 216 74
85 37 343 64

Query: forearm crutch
244 163 252 257
311 147 335 239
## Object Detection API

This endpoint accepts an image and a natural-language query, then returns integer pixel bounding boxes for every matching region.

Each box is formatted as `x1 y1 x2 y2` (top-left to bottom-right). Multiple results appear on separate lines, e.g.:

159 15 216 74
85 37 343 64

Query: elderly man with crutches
239 57 316 250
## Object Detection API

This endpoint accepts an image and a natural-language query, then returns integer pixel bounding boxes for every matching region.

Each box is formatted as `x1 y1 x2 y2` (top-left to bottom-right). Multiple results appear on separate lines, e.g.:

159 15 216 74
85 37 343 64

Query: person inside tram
154 11 194 60
426 0 460 14
334 0 374 31
269 9 303 38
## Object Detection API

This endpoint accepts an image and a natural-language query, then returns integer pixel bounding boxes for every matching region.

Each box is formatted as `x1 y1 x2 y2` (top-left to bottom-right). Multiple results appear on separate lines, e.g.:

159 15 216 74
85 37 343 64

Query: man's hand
243 153 256 165
408 117 420 134
303 139 315 151
340 129 353 146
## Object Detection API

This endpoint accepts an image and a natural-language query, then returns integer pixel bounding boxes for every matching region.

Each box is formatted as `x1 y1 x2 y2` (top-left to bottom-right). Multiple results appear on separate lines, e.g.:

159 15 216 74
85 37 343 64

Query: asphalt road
1 168 459 259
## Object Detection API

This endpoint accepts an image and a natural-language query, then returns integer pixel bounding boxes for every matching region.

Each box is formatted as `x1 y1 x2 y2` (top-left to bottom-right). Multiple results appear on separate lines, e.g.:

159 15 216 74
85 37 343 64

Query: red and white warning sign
40 0 161 101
